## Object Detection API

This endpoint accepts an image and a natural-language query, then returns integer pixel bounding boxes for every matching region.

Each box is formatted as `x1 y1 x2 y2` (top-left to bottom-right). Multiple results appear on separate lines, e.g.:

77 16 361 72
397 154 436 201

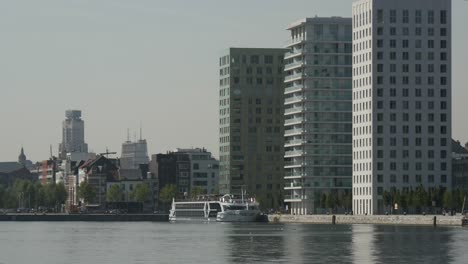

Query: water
0 222 467 264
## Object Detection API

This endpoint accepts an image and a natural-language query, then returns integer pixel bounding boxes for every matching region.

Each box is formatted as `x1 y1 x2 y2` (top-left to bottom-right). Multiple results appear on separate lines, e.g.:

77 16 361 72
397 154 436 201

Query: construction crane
100 148 117 158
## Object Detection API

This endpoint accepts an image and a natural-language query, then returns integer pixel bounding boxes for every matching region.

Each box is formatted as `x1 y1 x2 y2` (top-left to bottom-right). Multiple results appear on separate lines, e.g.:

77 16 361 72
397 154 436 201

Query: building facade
59 110 88 159
120 138 149 179
156 152 191 196
352 0 452 215
173 148 219 195
219 48 286 209
283 17 353 215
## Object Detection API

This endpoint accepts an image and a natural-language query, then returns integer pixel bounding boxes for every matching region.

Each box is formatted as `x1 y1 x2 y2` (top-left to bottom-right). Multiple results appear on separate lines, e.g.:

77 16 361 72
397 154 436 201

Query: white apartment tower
352 0 452 215
284 18 353 215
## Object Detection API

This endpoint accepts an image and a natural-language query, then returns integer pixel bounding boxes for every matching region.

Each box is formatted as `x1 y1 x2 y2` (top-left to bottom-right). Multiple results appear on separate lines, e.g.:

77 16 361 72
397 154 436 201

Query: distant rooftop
0 162 24 174
287 16 351 29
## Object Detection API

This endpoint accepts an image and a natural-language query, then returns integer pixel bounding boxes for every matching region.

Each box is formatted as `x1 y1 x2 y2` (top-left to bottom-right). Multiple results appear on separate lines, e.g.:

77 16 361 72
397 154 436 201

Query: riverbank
268 214 467 226
0 213 168 222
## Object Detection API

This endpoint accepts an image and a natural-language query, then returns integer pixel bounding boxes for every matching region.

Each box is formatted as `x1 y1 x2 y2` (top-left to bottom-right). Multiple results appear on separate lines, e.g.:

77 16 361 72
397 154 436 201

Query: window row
376 9 447 25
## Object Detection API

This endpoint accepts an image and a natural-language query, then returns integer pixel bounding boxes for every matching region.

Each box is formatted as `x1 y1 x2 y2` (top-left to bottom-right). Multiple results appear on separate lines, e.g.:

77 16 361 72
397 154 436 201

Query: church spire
18 146 26 166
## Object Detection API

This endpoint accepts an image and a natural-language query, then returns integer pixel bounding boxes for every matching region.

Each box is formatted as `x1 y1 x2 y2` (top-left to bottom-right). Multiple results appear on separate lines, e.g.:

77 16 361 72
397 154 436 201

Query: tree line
382 186 466 214
0 179 67 210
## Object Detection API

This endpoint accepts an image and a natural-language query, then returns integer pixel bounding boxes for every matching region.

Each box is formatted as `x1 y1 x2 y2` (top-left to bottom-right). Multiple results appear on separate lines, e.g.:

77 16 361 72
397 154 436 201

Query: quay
268 214 468 227
0 213 169 222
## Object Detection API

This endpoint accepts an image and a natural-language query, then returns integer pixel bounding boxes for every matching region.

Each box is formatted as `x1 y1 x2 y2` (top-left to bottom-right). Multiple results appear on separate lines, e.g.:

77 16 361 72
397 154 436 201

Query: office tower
120 136 149 179
283 17 353 215
59 110 88 159
352 0 452 215
219 48 286 209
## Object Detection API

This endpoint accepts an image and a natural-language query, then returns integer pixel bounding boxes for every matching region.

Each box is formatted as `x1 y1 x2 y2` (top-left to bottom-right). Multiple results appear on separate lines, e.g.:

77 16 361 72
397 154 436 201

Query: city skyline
1 0 468 162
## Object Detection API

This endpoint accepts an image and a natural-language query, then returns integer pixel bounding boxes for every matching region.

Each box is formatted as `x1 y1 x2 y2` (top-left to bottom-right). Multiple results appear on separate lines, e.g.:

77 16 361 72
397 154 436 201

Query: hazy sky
1 0 467 162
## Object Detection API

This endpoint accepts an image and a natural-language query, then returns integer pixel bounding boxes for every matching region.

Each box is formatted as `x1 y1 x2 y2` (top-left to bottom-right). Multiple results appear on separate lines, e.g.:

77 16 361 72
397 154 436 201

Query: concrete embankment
0 213 168 222
268 214 466 227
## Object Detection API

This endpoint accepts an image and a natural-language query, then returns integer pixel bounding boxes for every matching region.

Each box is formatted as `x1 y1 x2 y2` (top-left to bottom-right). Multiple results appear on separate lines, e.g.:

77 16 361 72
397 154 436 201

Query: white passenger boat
169 194 261 222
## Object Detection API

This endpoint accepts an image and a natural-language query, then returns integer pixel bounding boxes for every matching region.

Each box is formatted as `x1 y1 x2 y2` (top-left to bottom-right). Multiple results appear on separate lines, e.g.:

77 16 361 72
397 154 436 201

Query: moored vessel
169 194 260 222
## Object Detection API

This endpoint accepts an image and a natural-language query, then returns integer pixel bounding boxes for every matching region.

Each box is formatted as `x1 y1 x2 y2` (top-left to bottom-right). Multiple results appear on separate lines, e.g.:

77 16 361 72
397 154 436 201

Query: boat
169 194 261 222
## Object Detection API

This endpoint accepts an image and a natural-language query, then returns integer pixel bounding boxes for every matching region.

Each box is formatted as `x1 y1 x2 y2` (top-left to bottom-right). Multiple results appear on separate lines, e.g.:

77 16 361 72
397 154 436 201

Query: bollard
332 215 336 225
433 216 437 227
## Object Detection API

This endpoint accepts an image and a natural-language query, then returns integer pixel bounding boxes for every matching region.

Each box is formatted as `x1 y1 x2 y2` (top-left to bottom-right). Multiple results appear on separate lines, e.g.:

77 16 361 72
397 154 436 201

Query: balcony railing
284 128 304 136
284 73 304 82
284 96 305 104
284 117 304 125
284 61 304 70
284 85 304 94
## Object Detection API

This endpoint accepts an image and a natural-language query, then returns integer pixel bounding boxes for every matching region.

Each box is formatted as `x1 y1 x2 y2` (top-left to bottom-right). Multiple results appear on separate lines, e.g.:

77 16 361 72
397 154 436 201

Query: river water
0 222 467 264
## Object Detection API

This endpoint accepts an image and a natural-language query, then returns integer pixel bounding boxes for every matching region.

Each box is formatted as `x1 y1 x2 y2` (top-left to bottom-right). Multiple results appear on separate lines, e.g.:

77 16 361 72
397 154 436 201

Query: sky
1 0 467 162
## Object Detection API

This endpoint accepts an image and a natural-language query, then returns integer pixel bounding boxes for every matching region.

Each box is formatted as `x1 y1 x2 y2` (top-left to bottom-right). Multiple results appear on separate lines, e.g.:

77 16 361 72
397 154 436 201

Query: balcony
284 85 304 94
284 61 304 71
284 150 304 157
284 106 304 115
284 73 304 82
284 139 306 146
284 49 304 59
285 37 306 47
284 96 305 105
284 117 304 125
284 128 304 137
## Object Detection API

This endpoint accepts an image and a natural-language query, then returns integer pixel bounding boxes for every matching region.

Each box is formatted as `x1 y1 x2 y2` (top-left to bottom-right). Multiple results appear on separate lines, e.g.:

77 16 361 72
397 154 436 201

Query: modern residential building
219 48 286 209
352 0 452 215
173 148 219 195
283 17 353 215
155 152 191 196
120 136 149 179
59 110 88 159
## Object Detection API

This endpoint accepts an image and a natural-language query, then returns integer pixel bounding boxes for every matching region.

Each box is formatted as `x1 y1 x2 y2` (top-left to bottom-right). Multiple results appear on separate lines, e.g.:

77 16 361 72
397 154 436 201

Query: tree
54 183 68 207
159 184 177 204
131 183 150 203
78 180 96 204
106 184 122 203
190 186 205 199
443 191 454 210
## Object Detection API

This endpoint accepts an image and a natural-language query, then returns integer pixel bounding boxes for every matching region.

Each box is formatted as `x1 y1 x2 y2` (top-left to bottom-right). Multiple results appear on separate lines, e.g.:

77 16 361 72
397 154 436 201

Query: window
377 175 383 183
416 175 422 183
390 27 396 35
403 175 409 183
415 27 422 36
264 55 273 64
377 9 384 23
440 10 447 24
377 27 383 35
390 174 396 183
428 175 434 183
428 10 434 24
440 28 447 37
193 163 199 170
390 9 396 23
415 10 422 24
402 10 409 23
250 55 259 64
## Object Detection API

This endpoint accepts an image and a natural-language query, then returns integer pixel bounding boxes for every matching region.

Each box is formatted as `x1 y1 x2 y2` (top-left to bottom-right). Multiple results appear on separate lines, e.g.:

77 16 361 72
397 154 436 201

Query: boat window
209 203 221 211
225 205 246 210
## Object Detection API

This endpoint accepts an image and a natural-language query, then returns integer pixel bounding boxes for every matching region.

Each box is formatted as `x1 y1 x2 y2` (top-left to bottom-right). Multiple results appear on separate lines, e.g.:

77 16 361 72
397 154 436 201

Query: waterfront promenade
0 213 168 222
268 214 467 227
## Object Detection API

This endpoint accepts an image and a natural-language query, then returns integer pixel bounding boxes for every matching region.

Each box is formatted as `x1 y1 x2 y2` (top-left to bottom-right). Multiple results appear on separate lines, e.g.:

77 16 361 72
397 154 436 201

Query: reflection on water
0 222 467 264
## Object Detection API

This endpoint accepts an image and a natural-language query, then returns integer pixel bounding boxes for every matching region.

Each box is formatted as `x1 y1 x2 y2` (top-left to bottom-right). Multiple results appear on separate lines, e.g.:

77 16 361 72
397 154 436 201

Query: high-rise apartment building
219 48 286 209
283 18 353 215
352 0 452 215
59 110 88 159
